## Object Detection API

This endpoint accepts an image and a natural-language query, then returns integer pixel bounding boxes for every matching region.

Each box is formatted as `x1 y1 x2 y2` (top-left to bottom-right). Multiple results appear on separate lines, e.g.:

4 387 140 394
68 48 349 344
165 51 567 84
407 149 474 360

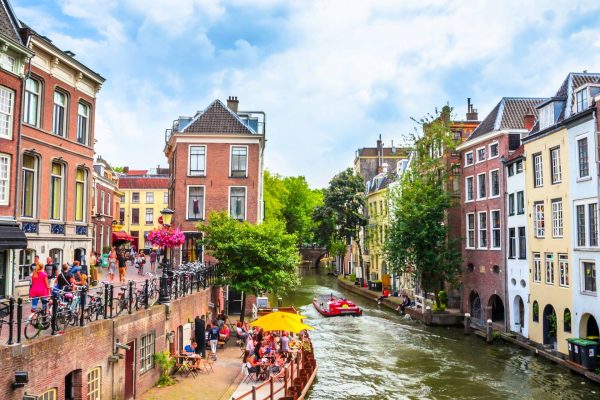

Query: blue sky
13 0 600 187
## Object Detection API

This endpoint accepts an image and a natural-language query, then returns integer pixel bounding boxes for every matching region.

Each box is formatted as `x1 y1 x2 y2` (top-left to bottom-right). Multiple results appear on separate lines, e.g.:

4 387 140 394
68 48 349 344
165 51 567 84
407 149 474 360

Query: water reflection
280 270 598 400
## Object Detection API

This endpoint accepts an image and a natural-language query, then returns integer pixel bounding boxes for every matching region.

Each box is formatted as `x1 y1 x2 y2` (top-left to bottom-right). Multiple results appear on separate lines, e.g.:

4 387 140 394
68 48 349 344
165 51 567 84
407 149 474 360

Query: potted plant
153 351 175 387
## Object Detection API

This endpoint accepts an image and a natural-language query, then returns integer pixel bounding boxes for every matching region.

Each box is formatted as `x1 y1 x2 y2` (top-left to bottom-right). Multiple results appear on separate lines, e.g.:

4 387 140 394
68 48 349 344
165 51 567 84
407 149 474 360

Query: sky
12 0 600 188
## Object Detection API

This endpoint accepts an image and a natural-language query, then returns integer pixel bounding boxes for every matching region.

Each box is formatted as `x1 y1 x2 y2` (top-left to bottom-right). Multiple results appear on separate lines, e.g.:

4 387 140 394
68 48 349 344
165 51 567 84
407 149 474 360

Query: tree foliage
384 105 462 304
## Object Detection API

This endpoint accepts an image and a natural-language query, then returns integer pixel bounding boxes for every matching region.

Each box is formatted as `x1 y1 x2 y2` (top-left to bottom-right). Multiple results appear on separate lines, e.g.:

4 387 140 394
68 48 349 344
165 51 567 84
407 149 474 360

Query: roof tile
183 100 256 135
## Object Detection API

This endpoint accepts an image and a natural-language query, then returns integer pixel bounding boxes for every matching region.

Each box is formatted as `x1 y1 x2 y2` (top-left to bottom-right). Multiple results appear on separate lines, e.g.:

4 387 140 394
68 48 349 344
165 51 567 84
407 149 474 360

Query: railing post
464 313 471 334
144 279 150 309
284 366 289 397
16 298 23 344
51 292 58 335
79 286 87 326
486 319 493 343
269 376 274 399
174 274 179 299
103 284 108 319
251 386 256 400
203 270 207 289
7 297 14 345
108 285 114 319
128 281 134 314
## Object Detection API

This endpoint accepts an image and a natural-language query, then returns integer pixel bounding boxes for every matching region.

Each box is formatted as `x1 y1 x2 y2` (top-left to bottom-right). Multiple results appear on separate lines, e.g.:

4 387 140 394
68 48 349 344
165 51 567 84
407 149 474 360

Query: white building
505 148 529 336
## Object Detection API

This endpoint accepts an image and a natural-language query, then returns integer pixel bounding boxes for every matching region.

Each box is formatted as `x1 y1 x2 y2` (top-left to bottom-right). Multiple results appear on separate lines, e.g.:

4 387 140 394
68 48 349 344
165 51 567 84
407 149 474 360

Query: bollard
16 298 23 344
464 313 471 334
79 286 87 327
144 279 150 309
174 274 179 299
103 284 109 319
128 281 134 314
7 297 14 345
51 292 59 335
108 285 114 319
196 271 200 292
424 306 433 325
486 319 493 343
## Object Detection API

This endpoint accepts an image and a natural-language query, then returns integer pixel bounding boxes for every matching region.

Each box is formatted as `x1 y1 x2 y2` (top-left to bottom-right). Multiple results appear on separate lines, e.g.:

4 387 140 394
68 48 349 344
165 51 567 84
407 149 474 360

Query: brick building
0 1 32 298
92 157 122 255
457 97 545 328
11 23 104 295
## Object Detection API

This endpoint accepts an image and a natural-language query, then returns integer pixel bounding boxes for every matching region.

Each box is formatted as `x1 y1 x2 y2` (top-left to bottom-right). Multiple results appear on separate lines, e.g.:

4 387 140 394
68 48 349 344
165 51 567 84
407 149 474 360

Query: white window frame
0 86 14 139
533 253 541 283
466 213 475 249
0 153 10 206
558 254 569 288
551 199 563 238
575 201 599 248
477 172 486 200
490 209 501 249
577 136 590 179
52 90 67 136
534 202 545 238
21 154 38 219
533 153 543 187
145 192 154 204
145 208 153 225
107 193 111 217
140 333 155 374
581 260 597 294
229 145 249 178
539 104 553 130
465 176 474 202
163 191 168 204
24 77 40 127
77 102 90 145
488 141 499 159
464 151 474 166
228 186 247 221
550 147 561 184
545 253 554 285
188 145 207 176
186 185 205 220
575 88 588 113
476 146 486 163
100 191 105 215
489 169 500 198
477 211 487 249
49 162 64 221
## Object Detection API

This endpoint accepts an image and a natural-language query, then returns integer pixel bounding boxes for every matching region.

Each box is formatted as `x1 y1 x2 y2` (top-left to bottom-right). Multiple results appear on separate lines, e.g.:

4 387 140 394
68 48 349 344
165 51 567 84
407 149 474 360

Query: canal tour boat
313 294 363 317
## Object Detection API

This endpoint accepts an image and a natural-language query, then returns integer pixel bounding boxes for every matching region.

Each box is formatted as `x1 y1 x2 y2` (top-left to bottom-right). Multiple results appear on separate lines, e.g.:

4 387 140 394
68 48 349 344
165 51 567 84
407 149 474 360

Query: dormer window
539 104 554 130
575 89 588 113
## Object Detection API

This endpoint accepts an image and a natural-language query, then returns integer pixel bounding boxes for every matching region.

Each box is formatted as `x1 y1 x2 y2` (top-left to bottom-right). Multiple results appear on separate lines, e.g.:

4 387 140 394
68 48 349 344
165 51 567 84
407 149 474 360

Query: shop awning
112 231 134 243
0 221 27 250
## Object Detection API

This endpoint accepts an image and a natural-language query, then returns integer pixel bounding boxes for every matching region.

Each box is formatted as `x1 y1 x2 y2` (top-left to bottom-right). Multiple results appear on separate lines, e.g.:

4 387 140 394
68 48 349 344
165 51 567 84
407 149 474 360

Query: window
551 200 563 238
465 151 474 166
489 142 499 158
132 192 140 203
119 207 125 223
0 86 14 139
465 176 474 201
533 253 541 283
100 191 105 215
564 309 572 333
187 186 205 220
131 208 139 224
558 254 569 287
577 204 586 247
577 138 589 178
545 253 554 285
77 102 90 145
576 89 588 112
590 203 599 247
539 104 553 130
550 147 561 184
516 160 523 174
478 211 487 248
18 249 34 281
146 192 154 204
21 154 37 218
75 168 86 222
477 173 486 199
231 146 248 177
466 213 475 249
140 332 155 373
0 53 15 72
229 187 246 220
163 192 168 204
107 193 111 216
508 193 515 216
508 228 516 258
476 147 485 162
507 164 514 177
40 389 57 400
49 248 62 267
52 90 67 136
534 203 545 238
518 227 526 259
582 262 597 293
130 230 139 240
120 194 125 202
24 78 40 126
0 153 9 205
145 208 153 225
533 153 543 187
490 170 499 197
87 367 101 400
189 145 206 176
516 191 525 215
491 210 500 249
50 162 64 220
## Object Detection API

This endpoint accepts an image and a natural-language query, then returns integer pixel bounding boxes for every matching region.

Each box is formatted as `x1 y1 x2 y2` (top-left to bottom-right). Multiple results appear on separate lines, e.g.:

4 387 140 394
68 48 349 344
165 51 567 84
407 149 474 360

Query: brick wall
1 288 211 400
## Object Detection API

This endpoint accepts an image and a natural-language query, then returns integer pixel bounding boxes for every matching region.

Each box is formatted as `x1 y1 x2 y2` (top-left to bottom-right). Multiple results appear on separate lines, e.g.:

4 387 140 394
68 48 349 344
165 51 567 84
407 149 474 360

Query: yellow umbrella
250 312 315 333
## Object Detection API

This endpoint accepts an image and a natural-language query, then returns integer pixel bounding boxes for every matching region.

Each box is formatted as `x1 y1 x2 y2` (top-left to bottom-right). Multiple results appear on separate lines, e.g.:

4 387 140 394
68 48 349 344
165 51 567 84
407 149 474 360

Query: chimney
466 98 478 121
523 113 535 131
376 134 383 174
123 167 129 173
227 96 239 113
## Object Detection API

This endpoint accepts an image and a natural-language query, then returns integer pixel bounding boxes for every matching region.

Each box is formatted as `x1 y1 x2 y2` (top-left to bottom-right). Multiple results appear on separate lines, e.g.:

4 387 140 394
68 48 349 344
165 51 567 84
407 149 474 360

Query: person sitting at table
245 353 262 376
184 340 197 354
236 321 247 342
219 323 230 342
280 332 290 355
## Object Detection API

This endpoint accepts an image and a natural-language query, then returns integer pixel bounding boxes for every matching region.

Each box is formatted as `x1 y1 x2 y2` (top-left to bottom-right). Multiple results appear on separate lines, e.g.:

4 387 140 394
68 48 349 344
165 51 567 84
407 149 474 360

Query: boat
312 294 362 317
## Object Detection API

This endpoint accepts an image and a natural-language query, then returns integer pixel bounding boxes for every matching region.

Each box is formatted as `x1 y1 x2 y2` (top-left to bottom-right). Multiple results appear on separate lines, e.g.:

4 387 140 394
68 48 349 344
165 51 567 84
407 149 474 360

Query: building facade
365 171 392 285
92 157 121 255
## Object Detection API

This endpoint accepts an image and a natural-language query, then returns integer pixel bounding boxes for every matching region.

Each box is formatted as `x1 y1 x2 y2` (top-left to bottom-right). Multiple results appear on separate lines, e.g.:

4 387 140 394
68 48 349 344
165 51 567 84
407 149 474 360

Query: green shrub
153 351 175 387
438 290 448 305
349 273 356 282
432 303 446 312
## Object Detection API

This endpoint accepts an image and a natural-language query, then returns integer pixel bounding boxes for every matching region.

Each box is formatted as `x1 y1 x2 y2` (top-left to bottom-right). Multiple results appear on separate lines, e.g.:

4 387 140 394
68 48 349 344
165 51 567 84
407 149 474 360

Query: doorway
124 340 135 400
0 251 6 298
227 290 242 315
64 369 82 400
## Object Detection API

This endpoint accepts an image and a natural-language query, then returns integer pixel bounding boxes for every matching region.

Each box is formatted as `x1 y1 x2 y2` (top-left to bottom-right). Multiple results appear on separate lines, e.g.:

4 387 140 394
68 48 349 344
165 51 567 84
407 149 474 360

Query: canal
281 270 598 400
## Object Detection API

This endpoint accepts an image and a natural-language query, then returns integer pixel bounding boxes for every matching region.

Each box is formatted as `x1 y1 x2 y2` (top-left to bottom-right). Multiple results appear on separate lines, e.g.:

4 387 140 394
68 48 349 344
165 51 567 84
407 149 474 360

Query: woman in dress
29 263 50 312
108 247 117 282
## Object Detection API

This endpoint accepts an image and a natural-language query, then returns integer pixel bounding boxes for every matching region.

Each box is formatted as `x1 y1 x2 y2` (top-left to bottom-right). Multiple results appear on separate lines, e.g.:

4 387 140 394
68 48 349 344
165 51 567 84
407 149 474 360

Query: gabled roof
182 100 257 135
465 97 546 142
0 0 23 45
366 172 394 195
507 145 524 163
118 176 169 189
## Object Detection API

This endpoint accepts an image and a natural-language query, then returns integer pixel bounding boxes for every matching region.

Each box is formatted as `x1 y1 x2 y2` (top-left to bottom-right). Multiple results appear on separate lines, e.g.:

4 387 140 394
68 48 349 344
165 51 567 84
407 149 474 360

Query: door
227 290 242 315
64 370 81 400
0 251 6 298
124 341 135 400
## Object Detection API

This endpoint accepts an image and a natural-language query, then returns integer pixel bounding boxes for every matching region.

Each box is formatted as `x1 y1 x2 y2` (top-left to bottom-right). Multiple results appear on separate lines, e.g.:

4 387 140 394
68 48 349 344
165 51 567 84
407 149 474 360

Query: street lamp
158 208 175 304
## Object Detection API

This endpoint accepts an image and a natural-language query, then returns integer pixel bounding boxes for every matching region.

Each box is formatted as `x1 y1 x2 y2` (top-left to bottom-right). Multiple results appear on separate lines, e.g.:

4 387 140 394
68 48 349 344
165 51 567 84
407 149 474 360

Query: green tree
201 212 299 321
384 105 462 307
264 170 288 223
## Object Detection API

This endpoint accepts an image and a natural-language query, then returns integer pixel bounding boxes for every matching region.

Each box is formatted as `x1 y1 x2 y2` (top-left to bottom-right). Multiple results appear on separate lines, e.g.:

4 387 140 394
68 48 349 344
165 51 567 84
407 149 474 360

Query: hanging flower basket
146 227 185 248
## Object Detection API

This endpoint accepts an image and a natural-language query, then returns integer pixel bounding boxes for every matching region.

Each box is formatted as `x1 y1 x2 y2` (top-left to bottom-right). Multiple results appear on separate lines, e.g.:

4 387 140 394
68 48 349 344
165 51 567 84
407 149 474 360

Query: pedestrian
90 251 97 270
30 255 42 274
44 256 55 286
149 249 157 273
55 263 75 293
29 263 50 313
108 247 117 282
195 315 206 357
117 250 127 283
208 322 220 359
136 250 146 275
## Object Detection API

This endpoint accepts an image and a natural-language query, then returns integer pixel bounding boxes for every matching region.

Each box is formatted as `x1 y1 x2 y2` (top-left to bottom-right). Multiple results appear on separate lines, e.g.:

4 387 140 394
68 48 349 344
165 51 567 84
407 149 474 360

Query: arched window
53 89 68 136
77 102 91 145
21 153 38 218
40 388 57 400
49 248 62 267
50 161 64 220
75 168 87 222
24 77 41 127
532 301 539 322
564 308 571 332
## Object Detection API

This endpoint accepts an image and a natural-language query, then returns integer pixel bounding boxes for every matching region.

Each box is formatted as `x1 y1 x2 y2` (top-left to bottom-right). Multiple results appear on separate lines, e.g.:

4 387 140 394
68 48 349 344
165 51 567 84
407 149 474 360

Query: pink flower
147 227 185 248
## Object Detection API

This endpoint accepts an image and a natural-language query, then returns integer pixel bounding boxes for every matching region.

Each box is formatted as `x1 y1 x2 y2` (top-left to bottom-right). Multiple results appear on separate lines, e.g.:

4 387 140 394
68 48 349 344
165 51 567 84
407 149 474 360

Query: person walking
44 256 56 287
149 249 157 273
117 250 128 283
195 315 206 357
30 263 50 312
208 322 220 359
108 247 117 282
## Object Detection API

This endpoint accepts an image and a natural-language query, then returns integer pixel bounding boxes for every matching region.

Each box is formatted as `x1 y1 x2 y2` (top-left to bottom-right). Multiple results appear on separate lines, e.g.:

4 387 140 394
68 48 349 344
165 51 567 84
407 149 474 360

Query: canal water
282 270 598 400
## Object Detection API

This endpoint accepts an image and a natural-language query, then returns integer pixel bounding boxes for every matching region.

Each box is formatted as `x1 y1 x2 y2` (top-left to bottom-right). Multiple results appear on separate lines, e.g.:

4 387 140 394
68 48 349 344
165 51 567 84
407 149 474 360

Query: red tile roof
126 170 148 176
507 145 524 162
118 176 169 189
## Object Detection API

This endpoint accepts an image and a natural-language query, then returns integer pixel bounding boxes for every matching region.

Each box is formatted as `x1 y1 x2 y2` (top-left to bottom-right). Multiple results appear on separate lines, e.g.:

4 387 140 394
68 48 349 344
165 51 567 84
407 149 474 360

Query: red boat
313 294 362 317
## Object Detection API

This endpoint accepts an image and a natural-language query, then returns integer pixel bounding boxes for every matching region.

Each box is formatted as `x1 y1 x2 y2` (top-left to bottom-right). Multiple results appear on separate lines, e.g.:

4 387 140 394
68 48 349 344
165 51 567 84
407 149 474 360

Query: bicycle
111 282 135 316
23 299 51 339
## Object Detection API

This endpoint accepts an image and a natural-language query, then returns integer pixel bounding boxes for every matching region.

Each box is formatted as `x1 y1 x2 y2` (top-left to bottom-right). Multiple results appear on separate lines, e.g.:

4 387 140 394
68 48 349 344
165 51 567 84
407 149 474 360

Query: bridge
299 246 328 269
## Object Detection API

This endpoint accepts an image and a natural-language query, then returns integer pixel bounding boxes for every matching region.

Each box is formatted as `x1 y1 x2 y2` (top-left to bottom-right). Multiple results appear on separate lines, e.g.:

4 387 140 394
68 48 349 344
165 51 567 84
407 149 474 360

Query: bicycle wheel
24 315 42 339
55 311 69 332
113 298 125 316
148 288 159 307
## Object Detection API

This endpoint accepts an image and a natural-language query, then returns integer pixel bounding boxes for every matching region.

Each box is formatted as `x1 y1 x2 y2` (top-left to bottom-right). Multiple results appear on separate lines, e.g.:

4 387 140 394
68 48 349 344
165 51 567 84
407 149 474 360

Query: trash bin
566 338 576 362
572 339 582 365
578 339 598 369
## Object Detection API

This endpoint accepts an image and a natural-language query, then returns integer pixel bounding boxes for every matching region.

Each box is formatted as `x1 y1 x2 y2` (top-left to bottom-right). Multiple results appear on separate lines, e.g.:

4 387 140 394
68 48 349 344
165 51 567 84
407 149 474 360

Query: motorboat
312 294 362 317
